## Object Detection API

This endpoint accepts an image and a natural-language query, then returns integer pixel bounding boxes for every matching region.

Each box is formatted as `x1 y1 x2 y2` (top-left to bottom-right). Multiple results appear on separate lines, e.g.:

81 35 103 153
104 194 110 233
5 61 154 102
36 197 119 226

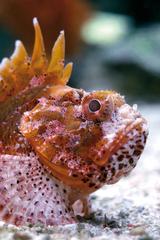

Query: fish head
20 85 148 194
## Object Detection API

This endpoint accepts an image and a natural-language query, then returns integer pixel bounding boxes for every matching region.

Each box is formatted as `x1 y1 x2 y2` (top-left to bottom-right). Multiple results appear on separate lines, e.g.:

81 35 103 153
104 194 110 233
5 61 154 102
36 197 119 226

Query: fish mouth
108 118 146 157
99 104 148 166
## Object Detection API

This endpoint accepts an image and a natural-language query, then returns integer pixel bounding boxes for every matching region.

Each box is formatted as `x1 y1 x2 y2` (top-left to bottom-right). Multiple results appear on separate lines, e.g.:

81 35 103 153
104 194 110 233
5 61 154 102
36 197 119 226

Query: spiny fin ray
10 40 32 92
61 62 73 85
31 18 47 74
0 58 15 101
11 40 28 66
47 31 65 75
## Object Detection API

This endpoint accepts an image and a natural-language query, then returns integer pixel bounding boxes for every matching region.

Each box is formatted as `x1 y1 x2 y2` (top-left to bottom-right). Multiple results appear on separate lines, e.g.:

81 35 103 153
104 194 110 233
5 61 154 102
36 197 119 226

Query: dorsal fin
0 18 73 102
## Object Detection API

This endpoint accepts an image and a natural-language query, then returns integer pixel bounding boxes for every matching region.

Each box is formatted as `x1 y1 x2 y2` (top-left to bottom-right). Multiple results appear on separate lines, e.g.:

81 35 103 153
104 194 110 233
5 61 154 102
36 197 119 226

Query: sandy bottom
0 104 159 240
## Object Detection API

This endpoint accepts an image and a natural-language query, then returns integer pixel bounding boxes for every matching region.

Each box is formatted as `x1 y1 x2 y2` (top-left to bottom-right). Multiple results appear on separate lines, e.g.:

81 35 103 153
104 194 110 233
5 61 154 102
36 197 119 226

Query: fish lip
100 115 148 166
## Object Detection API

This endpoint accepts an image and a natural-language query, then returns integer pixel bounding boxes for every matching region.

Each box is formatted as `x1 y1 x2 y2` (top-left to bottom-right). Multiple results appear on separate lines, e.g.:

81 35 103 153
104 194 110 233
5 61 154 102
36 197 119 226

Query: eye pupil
89 99 101 112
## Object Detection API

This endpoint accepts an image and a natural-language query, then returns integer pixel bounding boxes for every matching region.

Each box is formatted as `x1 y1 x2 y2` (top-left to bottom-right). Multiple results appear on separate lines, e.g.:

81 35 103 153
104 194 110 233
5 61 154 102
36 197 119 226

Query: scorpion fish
0 18 148 226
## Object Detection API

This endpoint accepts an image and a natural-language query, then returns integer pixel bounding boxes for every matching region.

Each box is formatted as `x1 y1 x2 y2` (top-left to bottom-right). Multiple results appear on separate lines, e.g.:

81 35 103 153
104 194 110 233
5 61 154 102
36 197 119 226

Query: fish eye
89 99 101 112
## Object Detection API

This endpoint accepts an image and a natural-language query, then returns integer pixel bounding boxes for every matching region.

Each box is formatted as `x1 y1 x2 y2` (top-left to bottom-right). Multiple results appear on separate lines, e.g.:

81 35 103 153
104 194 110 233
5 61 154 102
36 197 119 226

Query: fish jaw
98 103 148 184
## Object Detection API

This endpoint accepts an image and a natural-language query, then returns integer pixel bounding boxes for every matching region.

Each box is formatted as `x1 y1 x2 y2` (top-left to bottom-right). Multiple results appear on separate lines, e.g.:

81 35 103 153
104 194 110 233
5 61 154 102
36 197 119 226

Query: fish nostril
89 99 101 112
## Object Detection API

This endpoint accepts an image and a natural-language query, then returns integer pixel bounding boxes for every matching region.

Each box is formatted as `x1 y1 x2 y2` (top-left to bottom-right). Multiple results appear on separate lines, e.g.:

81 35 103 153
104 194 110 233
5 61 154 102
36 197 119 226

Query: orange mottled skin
0 19 148 226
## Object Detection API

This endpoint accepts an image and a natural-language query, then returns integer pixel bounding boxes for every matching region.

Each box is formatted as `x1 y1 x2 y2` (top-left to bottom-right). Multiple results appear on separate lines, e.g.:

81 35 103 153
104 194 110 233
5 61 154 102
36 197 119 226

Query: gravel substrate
0 104 159 240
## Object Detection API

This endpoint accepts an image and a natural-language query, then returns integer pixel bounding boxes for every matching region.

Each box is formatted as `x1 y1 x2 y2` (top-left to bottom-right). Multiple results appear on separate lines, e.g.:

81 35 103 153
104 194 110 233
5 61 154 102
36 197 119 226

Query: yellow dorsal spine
31 18 47 74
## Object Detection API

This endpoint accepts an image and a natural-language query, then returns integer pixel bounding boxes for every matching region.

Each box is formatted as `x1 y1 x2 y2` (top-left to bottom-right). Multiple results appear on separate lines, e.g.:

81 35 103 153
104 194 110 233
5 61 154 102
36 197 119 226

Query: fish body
0 18 148 226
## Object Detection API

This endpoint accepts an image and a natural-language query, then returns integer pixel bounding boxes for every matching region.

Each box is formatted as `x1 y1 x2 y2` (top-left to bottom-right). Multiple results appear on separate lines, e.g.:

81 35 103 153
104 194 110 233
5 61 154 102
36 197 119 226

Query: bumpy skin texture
0 19 148 226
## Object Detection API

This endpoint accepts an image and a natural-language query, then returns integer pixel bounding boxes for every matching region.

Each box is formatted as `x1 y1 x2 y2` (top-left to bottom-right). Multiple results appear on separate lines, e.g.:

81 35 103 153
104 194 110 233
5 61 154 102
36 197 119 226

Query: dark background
0 0 160 102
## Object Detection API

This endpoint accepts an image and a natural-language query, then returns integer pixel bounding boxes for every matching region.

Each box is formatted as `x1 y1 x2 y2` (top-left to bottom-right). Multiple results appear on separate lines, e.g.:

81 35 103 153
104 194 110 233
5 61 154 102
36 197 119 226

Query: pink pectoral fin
0 154 75 226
